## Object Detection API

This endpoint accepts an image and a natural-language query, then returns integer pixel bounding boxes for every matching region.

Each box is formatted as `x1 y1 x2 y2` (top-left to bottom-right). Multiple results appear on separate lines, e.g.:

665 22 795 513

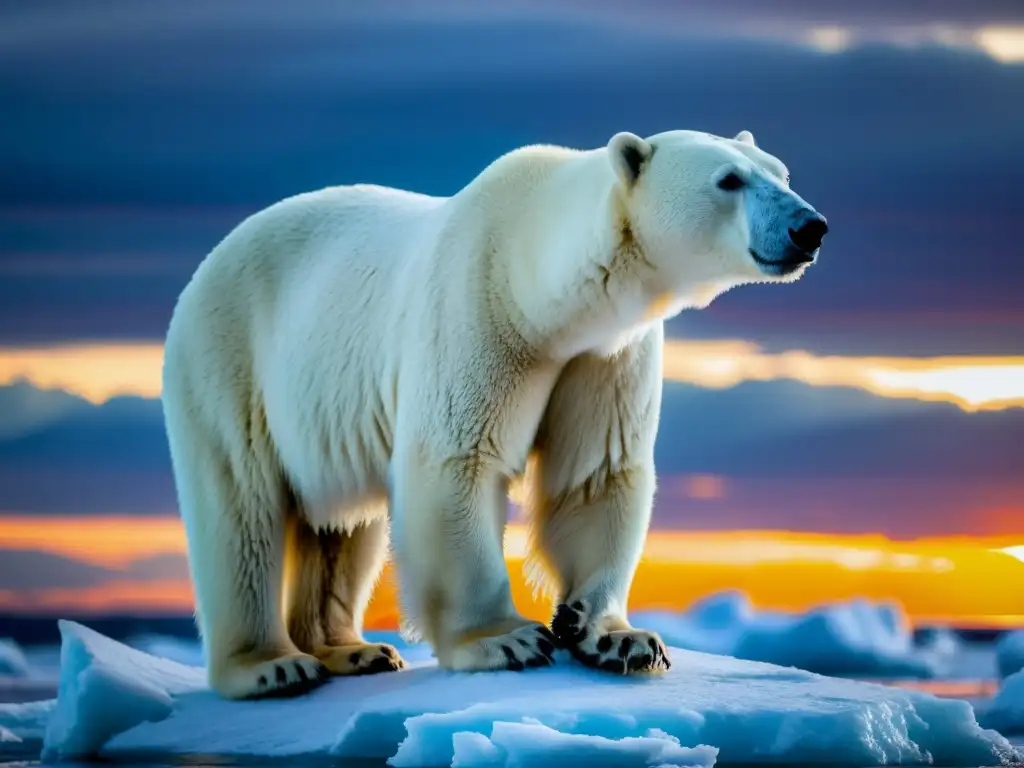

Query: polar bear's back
162 184 446 494
213 182 445 297
167 182 444 353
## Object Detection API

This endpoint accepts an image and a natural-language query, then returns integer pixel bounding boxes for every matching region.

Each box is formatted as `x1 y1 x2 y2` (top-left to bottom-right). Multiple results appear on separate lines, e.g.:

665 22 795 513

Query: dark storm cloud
0 549 189 591
0 381 86 439
655 380 1024 480
1 1 1022 350
3 0 1021 56
1 379 1020 523
0 550 117 590
652 476 1024 538
0 394 165 469
0 388 175 514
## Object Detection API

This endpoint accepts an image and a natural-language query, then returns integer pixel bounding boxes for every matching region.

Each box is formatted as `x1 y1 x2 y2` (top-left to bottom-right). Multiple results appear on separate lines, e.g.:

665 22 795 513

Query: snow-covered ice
104 593 962 682
31 619 1017 766
0 638 31 678
123 629 435 669
996 630 1024 679
440 722 718 768
629 592 955 678
42 621 206 761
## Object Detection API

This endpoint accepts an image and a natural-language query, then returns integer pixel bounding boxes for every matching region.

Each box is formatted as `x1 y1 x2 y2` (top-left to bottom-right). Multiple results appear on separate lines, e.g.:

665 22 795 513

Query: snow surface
996 630 1024 679
121 592 955 680
42 620 206 761
33 619 1017 766
0 638 30 678
123 628 436 669
630 592 954 678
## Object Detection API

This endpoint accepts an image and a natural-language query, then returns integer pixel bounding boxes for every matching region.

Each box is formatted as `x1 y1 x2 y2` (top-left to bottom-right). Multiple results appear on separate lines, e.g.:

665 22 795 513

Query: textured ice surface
35 620 1017 766
41 620 205 763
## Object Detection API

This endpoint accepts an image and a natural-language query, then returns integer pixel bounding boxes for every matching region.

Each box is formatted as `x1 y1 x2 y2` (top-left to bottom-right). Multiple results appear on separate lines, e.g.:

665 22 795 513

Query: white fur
161 129 824 698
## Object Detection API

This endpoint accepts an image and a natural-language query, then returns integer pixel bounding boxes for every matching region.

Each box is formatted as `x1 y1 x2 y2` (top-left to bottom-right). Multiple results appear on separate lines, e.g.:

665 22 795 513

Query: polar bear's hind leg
285 513 407 675
170 427 329 700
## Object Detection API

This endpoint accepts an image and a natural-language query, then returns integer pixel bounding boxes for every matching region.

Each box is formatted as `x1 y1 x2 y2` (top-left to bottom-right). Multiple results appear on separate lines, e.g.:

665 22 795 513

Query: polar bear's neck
486 148 663 361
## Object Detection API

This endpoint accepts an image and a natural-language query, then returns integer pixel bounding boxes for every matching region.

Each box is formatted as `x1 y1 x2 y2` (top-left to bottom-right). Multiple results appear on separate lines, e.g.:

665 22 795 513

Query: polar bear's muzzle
745 177 829 277
789 215 829 255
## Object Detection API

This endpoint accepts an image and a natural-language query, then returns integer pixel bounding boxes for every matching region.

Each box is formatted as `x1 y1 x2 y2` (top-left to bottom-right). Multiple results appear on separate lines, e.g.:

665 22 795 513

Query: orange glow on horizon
0 515 185 567
2 341 1024 412
797 24 1024 64
0 343 162 404
661 340 1024 412
0 579 194 614
1 517 1023 630
972 26 1024 63
681 474 727 500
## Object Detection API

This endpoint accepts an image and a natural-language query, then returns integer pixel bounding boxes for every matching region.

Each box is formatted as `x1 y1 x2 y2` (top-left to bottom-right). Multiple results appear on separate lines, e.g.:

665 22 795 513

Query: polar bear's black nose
789 216 829 253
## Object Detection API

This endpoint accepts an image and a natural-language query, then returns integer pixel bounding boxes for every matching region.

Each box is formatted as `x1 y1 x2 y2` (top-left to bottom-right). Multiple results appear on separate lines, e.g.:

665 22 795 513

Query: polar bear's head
607 129 828 307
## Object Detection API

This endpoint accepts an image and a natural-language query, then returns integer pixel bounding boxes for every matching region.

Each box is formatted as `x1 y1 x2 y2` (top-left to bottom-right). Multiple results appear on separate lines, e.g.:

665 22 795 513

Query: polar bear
162 128 827 699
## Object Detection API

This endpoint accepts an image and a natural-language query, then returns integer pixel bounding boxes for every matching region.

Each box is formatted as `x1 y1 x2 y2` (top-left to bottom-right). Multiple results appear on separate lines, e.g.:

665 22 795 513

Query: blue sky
2 1 1023 353
0 0 1022 604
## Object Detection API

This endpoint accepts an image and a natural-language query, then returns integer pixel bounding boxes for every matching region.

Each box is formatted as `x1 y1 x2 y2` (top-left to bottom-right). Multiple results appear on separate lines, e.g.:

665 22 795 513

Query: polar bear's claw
551 600 589 646
450 621 557 672
218 652 329 700
317 642 408 676
552 599 671 675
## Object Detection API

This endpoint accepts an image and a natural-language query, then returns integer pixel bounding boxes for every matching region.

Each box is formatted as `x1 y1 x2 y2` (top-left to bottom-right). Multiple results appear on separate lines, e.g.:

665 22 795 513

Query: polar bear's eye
717 172 745 192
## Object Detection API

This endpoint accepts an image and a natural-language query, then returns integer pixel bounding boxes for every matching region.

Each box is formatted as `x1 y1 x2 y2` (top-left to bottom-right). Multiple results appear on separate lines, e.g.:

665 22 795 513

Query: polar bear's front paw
552 599 671 675
215 651 329 700
449 620 558 672
316 642 408 675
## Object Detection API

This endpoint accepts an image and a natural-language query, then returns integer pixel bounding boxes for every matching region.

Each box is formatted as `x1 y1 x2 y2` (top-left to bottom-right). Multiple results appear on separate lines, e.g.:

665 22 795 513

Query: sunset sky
1 0 1022 624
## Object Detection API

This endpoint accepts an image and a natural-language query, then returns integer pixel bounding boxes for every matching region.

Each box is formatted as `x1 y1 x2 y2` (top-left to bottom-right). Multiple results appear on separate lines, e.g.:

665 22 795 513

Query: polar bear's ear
608 131 653 188
734 130 756 146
